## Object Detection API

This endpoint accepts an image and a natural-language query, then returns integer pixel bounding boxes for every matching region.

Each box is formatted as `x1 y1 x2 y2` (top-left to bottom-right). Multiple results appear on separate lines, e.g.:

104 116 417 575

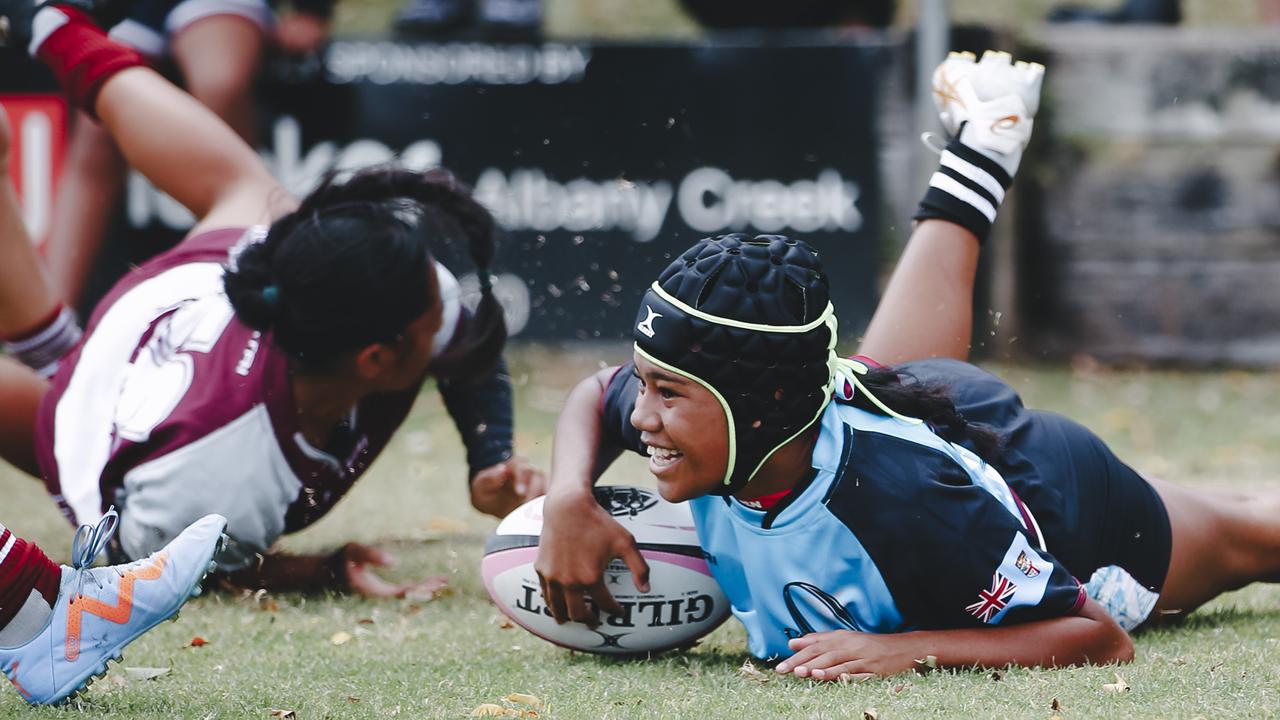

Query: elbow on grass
1110 632 1136 664
1084 628 1135 666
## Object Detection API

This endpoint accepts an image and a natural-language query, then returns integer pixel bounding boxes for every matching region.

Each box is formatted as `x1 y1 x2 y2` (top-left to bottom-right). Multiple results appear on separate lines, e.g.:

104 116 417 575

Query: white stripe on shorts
928 172 998 223
0 533 16 565
109 19 167 56
28 7 70 56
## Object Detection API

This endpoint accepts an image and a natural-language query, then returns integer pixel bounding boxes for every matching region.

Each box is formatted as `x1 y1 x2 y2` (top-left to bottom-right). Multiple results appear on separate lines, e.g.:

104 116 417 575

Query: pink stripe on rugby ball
481 546 538 599
641 550 714 576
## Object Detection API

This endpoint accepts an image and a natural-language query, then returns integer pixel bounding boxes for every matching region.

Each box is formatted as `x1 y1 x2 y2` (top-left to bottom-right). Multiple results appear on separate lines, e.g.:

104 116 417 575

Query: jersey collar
724 404 848 531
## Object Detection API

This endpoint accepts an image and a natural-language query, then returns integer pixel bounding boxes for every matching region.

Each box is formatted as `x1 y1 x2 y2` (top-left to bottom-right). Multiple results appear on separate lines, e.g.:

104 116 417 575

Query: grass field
1 342 1277 719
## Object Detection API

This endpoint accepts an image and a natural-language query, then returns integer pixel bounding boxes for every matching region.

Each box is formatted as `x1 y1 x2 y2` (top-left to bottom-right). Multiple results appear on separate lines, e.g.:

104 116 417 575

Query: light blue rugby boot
0 510 226 705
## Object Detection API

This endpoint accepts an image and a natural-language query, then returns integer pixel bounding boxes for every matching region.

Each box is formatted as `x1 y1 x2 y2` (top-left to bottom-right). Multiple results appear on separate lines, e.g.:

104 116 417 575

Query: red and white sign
1 94 67 246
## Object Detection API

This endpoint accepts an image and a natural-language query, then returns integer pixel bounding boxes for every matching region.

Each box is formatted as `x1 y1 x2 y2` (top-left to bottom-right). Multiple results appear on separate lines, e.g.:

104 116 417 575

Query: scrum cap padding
633 234 837 495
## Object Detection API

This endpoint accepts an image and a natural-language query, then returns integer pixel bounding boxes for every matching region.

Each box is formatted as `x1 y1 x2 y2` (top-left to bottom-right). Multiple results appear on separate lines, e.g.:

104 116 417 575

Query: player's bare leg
1 0 288 237
859 51 1044 366
41 113 126 305
93 67 287 231
44 13 264 305
170 13 264 143
0 108 56 475
1147 477 1280 620
0 108 61 340
0 358 43 476
858 220 981 364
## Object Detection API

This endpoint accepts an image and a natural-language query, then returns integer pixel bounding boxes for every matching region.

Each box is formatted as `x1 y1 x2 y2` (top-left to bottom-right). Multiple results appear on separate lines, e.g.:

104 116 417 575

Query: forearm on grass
908 599 1134 670
219 550 345 594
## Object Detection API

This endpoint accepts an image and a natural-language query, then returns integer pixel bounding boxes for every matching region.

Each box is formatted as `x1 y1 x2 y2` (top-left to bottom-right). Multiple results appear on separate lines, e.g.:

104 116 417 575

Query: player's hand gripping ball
482 486 730 655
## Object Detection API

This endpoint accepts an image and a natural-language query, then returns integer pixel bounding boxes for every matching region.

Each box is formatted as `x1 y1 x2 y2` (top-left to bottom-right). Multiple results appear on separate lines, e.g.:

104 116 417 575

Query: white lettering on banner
126 116 443 230
473 168 674 243
325 42 591 86
124 117 860 245
677 167 862 235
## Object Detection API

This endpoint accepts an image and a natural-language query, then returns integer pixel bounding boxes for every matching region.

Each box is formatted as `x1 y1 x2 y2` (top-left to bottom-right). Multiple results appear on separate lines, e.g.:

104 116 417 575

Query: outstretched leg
857 220 981 365
19 4 288 234
0 108 61 340
0 513 228 705
858 51 1044 366
0 358 44 476
44 7 267 306
170 12 266 144
0 108 56 476
1149 477 1280 618
40 113 127 306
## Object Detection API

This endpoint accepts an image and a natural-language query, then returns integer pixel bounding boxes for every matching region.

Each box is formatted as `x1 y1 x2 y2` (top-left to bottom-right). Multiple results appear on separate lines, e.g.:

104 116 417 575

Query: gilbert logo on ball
482 486 730 655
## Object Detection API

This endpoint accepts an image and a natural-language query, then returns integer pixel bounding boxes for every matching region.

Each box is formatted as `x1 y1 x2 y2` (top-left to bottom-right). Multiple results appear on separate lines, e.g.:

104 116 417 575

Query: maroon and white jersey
34 227 432 570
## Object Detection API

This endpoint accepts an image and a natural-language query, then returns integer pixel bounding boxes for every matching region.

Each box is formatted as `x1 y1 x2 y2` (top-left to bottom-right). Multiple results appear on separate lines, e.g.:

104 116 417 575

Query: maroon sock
0 524 61 630
32 7 145 118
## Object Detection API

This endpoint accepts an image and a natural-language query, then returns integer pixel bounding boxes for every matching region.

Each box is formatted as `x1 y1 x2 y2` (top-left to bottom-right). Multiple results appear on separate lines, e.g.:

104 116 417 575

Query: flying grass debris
1102 673 1130 693
738 660 771 683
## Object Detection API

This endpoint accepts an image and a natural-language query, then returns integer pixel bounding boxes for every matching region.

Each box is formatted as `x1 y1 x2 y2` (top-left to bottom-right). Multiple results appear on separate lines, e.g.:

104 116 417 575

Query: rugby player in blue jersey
535 51 1280 679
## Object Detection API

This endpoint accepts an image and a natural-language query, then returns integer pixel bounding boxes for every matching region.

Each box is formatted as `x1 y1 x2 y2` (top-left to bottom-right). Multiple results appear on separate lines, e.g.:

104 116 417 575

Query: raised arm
858 51 1044 365
534 366 649 626
26 4 291 232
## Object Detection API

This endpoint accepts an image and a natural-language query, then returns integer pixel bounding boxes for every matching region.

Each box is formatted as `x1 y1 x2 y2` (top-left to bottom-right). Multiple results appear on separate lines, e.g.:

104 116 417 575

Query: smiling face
630 352 730 502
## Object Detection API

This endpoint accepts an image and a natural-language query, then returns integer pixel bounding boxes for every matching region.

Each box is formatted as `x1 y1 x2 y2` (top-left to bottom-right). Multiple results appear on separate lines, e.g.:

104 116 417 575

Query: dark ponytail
846 367 1005 464
223 165 506 373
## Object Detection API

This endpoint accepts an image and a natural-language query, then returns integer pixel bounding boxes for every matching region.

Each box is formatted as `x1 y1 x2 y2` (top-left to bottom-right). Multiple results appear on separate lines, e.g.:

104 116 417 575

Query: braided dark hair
845 366 1005 464
223 165 505 374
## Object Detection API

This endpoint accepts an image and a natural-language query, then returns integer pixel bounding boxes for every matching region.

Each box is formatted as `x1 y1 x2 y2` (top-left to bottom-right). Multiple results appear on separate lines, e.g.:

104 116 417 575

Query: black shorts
898 359 1173 595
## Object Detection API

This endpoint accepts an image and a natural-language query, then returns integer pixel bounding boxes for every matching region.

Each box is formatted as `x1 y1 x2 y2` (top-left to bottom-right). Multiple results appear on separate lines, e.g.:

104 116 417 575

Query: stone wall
1018 27 1280 365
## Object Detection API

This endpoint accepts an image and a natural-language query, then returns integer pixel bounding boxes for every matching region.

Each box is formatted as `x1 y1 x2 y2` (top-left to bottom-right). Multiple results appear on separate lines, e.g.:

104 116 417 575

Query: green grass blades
1 344 1277 718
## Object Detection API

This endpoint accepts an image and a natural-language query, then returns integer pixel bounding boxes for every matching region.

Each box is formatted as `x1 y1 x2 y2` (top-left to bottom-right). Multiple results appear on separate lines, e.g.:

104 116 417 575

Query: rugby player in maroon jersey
0 0 544 596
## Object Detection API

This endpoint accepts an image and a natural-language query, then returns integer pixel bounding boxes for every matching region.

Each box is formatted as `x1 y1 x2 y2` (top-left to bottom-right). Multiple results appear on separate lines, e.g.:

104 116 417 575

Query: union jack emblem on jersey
966 572 1018 623
1015 550 1041 578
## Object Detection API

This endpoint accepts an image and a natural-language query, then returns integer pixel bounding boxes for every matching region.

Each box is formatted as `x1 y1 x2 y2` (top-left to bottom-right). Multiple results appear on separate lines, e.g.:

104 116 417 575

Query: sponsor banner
3 41 883 339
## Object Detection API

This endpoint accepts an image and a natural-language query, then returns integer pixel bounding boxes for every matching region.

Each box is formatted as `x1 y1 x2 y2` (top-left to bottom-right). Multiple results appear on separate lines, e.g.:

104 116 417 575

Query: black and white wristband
912 138 1013 244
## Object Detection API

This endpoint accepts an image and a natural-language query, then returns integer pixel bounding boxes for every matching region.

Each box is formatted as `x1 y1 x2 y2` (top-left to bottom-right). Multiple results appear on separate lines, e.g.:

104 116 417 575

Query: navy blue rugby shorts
896 359 1173 597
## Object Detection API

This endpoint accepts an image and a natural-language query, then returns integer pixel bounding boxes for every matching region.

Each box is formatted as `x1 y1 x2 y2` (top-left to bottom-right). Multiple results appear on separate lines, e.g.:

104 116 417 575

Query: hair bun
223 238 279 333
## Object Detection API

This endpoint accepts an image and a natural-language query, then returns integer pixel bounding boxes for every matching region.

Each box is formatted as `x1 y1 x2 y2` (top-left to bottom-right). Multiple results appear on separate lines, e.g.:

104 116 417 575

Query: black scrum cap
632 234 839 496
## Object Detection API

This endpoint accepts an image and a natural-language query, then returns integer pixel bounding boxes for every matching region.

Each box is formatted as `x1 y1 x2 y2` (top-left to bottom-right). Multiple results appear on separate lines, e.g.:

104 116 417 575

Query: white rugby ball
482 485 730 655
